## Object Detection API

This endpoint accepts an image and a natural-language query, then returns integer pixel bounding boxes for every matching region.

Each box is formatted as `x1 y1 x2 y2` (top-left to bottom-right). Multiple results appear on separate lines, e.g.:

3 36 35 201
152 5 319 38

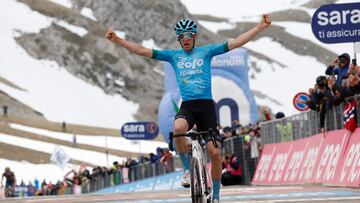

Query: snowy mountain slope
0 0 138 128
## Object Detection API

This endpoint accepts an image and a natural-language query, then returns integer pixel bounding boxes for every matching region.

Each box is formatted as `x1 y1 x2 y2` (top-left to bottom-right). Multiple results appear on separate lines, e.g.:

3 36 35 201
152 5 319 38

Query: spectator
149 153 159 164
41 179 47 192
2 106 8 118
275 112 285 119
111 161 119 172
306 76 334 132
262 107 271 121
326 53 350 86
34 178 39 190
250 129 261 164
221 154 242 186
160 148 174 172
1 167 16 197
62 121 66 132
156 147 164 158
222 126 232 140
71 134 77 147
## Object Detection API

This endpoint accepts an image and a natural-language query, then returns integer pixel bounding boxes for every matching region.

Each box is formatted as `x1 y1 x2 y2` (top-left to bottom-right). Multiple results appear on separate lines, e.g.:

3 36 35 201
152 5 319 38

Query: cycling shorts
175 99 221 143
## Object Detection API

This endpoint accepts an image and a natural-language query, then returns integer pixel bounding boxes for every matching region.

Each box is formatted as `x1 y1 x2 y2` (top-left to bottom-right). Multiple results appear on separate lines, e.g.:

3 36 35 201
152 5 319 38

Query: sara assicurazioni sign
121 122 159 140
311 2 360 44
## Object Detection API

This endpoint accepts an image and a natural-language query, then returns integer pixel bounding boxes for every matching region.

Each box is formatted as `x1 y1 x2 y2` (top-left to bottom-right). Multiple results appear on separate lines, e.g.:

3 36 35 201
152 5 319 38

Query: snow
181 0 311 21
273 21 354 57
198 20 235 34
0 0 138 129
0 133 126 167
0 158 79 184
245 37 325 116
81 7 98 21
9 123 168 154
48 0 72 8
115 30 126 39
142 39 161 50
55 20 88 37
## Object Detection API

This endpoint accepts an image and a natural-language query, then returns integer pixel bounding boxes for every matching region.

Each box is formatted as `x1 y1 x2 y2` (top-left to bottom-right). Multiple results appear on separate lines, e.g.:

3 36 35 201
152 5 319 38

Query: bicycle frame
191 137 212 201
169 129 218 203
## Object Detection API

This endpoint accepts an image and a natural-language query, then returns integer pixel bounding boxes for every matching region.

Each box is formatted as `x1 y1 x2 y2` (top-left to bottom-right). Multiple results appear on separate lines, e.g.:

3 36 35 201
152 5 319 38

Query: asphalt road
2 185 360 203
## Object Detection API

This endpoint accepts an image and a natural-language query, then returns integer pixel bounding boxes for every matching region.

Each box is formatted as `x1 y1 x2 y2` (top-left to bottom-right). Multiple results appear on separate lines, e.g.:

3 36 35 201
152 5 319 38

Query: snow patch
273 21 354 57
48 0 72 8
115 30 126 39
142 39 161 50
0 133 126 167
55 20 88 37
181 0 312 22
245 37 324 116
198 20 235 33
81 7 98 21
9 123 168 154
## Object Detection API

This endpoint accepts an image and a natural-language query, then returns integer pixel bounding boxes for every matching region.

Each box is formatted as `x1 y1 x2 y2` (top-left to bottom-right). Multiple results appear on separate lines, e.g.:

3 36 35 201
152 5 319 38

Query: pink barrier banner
252 143 279 185
333 129 360 187
314 130 350 184
284 134 322 184
252 129 352 186
295 134 323 184
252 141 296 185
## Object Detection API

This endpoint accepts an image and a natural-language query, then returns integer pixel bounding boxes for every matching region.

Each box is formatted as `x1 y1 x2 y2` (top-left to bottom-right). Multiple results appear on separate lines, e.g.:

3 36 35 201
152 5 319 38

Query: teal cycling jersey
152 42 229 101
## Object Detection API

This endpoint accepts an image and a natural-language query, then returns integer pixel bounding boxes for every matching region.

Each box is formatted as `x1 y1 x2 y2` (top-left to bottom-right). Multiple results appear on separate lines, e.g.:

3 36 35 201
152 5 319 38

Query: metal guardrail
259 95 360 145
81 158 175 193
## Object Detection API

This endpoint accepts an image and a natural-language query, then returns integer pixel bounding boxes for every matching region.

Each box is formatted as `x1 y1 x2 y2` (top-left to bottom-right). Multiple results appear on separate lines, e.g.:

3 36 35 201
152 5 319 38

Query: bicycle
169 129 218 203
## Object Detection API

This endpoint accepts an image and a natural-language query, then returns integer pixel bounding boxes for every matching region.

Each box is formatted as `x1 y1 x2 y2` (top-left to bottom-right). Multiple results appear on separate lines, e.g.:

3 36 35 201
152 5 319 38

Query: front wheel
191 158 205 203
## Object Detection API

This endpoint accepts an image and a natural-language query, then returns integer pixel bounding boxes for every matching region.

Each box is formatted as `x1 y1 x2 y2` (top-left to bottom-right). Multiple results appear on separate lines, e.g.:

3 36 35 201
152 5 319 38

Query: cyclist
106 15 271 202
1 167 16 197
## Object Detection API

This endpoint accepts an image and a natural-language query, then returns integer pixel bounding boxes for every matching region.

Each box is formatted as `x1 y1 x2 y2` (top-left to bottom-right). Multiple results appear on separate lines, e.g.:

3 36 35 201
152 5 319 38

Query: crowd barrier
258 95 360 145
82 157 175 193
252 128 360 187
221 136 258 184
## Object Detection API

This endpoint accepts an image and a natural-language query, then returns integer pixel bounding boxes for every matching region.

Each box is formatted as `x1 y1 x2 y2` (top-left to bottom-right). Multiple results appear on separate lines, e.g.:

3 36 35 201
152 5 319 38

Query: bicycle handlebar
168 129 218 151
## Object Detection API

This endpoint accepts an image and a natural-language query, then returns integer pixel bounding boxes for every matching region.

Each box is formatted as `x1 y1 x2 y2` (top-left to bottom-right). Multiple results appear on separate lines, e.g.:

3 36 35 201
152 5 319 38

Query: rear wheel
191 158 204 203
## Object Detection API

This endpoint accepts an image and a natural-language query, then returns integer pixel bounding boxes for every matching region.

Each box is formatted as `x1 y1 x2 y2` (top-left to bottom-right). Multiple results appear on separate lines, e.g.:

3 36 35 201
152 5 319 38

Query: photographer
328 59 360 106
326 53 350 86
306 76 334 132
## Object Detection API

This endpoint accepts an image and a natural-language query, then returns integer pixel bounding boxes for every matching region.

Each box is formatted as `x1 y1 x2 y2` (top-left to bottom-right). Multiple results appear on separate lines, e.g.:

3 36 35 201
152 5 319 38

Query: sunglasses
177 32 193 41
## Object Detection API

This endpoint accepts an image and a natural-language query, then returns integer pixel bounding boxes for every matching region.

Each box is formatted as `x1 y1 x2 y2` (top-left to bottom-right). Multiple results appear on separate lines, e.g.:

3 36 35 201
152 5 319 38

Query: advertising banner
121 122 159 140
252 130 352 186
314 130 350 184
334 129 360 187
311 2 360 44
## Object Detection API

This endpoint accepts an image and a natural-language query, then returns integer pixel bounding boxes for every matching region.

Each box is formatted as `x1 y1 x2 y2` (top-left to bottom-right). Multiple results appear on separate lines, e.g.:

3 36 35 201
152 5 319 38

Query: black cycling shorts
175 99 221 143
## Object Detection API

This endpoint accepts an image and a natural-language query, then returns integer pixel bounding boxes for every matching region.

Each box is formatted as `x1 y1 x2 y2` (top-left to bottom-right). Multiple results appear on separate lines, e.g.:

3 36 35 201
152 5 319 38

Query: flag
171 98 180 113
50 146 70 169
343 99 357 132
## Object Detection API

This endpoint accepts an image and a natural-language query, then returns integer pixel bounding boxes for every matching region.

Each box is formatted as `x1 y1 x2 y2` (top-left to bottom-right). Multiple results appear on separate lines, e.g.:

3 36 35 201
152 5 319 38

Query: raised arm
106 28 153 58
228 15 271 51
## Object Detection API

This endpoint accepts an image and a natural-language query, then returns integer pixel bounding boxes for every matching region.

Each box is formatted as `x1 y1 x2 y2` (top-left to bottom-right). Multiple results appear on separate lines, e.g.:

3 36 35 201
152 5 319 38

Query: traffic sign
293 92 310 112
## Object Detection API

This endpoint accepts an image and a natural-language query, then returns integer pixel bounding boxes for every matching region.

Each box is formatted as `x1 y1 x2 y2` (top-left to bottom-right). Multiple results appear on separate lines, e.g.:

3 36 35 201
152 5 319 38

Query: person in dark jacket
221 155 242 186
325 53 350 86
